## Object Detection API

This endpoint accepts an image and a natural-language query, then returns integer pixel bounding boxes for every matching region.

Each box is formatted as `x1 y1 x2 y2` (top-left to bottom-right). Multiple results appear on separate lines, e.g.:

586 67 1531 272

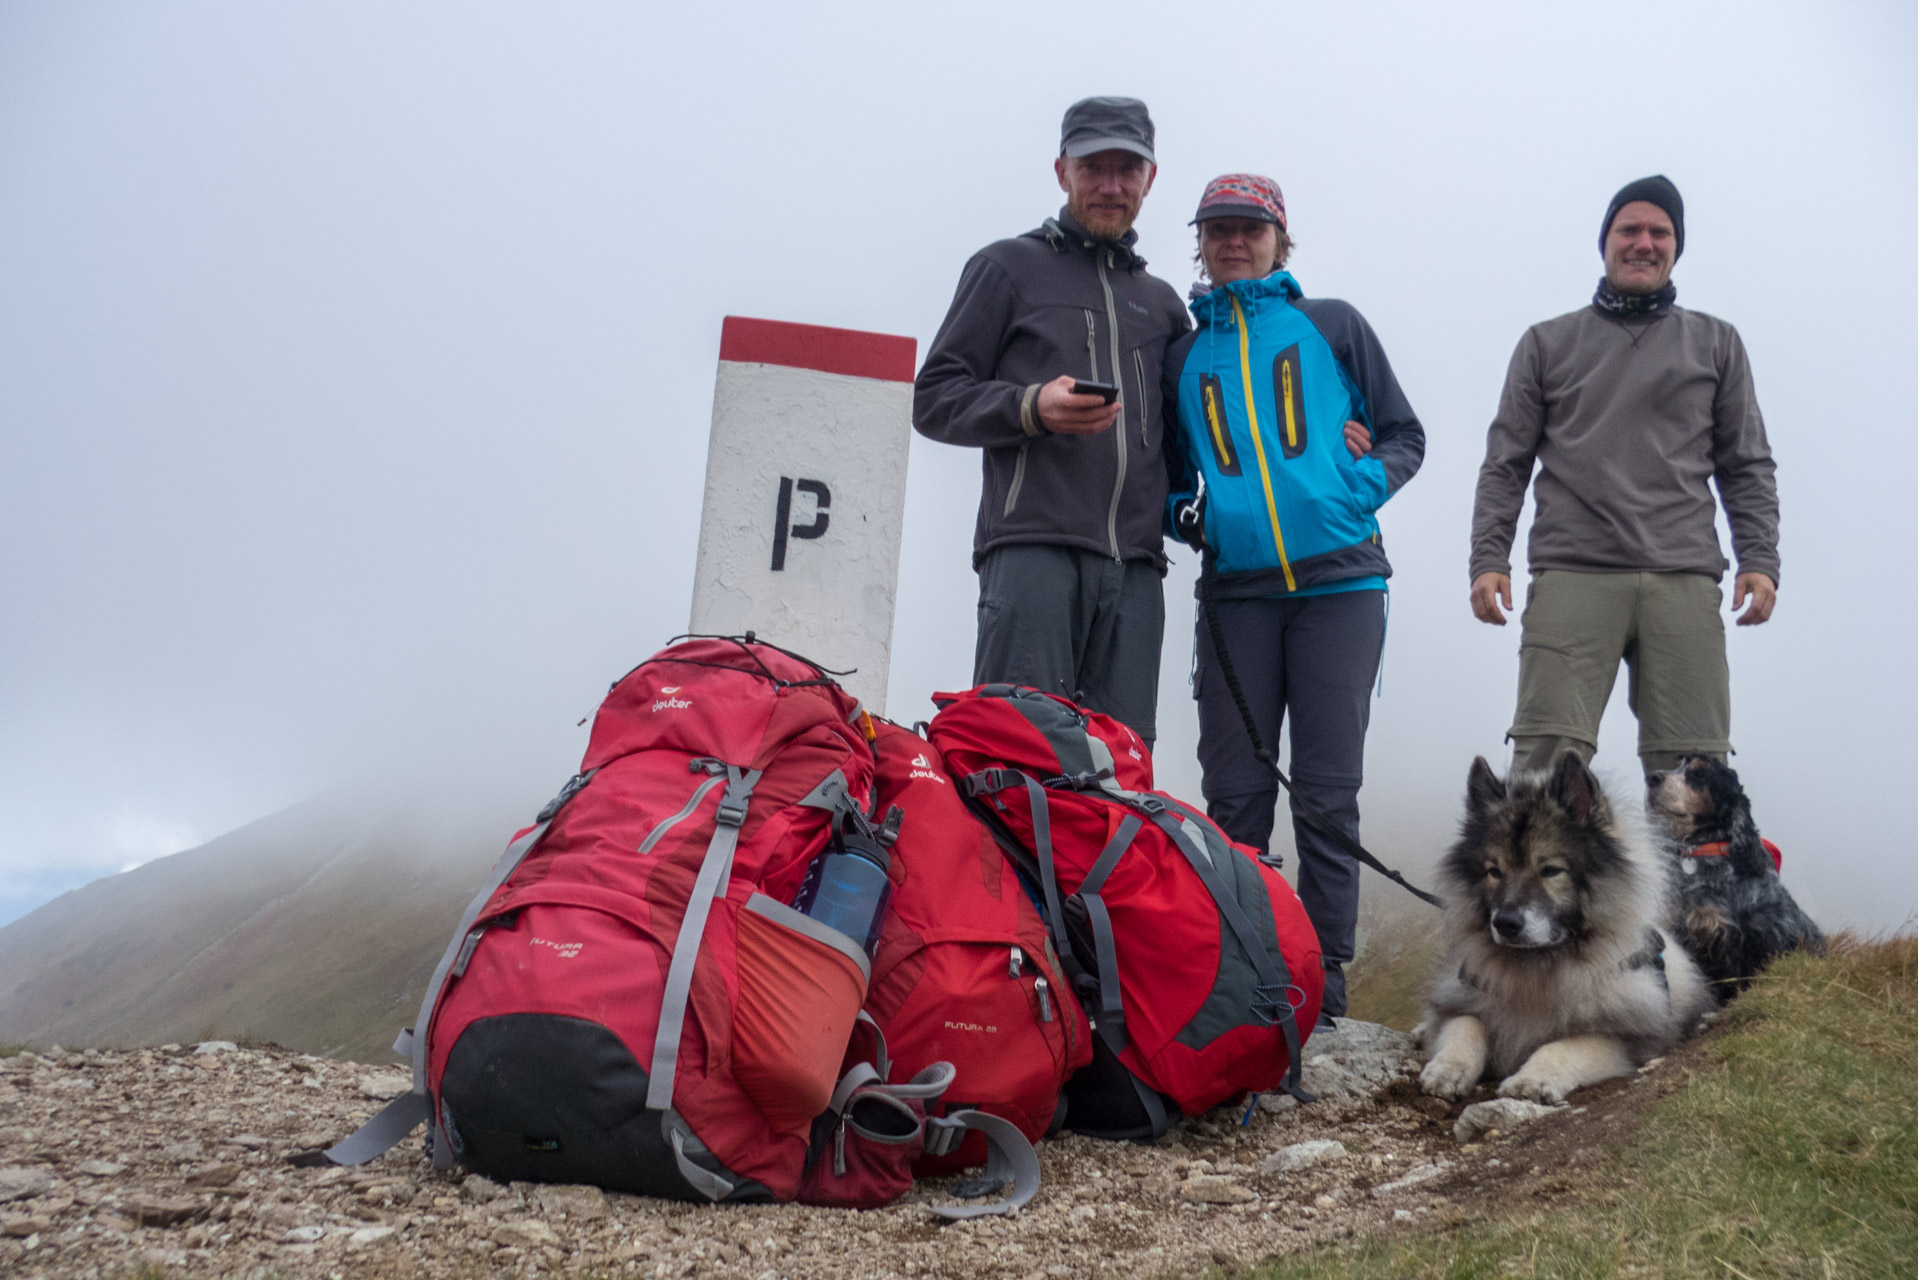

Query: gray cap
1060 96 1155 163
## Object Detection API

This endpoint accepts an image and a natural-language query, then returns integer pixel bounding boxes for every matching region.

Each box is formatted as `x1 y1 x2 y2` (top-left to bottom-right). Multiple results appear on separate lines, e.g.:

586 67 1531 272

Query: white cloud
109 815 203 873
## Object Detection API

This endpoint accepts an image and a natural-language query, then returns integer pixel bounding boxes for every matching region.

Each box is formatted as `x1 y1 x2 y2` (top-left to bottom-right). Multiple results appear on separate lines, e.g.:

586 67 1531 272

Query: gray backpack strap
1073 814 1143 1054
924 1110 1043 1220
646 765 761 1110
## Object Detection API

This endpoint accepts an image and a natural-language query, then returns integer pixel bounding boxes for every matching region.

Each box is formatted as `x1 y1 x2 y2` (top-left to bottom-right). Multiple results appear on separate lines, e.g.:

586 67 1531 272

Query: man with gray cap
1470 175 1780 777
914 97 1190 746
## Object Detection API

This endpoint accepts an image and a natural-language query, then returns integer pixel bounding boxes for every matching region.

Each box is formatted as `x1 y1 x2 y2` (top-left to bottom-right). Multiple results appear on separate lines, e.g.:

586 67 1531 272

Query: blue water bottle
794 825 894 956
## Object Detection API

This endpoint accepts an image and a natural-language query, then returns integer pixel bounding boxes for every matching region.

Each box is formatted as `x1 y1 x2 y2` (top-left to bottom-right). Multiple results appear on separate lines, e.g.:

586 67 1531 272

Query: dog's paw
1419 1056 1480 1100
1496 1071 1571 1106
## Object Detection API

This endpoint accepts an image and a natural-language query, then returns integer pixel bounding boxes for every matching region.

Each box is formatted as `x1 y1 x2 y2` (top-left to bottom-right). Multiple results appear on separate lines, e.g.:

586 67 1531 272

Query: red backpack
928 684 1323 1138
862 721 1092 1173
305 638 1036 1217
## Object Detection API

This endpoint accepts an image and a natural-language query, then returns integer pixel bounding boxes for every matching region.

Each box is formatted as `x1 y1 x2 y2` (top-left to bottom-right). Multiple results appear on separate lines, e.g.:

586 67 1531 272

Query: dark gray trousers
974 544 1165 747
1193 589 1386 1017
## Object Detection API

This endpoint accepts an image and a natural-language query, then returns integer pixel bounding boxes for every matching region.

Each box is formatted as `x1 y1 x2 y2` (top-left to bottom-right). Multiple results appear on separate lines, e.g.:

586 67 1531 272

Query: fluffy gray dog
1419 754 1715 1104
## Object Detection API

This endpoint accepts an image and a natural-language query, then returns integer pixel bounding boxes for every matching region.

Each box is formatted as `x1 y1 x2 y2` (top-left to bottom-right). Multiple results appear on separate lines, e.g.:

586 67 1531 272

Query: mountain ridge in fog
0 773 547 1061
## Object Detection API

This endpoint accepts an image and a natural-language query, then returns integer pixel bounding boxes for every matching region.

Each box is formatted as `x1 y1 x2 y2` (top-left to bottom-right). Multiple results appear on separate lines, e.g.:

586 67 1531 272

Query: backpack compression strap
964 768 1314 1105
924 1110 1044 1220
646 764 762 1110
821 1059 1043 1219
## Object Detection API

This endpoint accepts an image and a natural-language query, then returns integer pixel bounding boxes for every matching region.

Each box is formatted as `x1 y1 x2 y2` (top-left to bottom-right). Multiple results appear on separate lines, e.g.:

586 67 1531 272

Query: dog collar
1681 837 1784 872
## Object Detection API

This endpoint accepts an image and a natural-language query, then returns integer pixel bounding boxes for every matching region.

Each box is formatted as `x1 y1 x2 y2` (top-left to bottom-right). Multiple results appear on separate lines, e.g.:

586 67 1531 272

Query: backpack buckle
715 792 750 828
921 1115 967 1158
964 768 1017 797
535 768 599 823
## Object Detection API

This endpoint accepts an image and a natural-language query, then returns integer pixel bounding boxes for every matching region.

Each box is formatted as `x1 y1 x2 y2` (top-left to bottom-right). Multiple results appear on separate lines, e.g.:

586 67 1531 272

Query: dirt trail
0 1022 1686 1278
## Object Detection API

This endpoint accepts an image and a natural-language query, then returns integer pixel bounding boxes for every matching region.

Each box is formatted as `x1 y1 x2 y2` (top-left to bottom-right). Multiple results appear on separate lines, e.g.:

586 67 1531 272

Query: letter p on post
688 316 917 714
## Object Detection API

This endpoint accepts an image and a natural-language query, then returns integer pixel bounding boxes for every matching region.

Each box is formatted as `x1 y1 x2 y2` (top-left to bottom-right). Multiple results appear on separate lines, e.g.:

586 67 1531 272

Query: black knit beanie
1600 175 1684 259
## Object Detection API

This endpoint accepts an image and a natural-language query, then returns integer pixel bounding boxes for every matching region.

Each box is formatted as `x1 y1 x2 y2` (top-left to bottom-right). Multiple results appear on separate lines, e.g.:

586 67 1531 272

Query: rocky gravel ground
0 1022 1664 1279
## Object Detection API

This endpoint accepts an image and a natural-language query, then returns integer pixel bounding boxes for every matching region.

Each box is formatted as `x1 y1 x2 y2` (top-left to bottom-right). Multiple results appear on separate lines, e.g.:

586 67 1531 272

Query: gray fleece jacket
1470 303 1780 585
913 209 1191 569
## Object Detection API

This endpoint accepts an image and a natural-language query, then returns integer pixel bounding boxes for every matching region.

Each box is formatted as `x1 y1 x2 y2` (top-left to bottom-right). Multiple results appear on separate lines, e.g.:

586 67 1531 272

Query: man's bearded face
1056 151 1156 241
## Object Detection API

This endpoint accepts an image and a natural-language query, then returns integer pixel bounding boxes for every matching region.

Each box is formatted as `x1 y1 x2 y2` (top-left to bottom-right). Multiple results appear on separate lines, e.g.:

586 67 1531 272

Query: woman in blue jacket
1164 174 1425 1026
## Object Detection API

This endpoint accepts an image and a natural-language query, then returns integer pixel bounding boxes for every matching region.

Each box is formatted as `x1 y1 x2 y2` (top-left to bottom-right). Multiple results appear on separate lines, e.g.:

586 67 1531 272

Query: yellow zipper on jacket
1231 294 1295 591
1204 383 1233 467
1279 360 1299 450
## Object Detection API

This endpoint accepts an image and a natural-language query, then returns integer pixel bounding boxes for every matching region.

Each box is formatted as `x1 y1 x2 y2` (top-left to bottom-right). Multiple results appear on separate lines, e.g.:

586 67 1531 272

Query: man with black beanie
1468 175 1780 776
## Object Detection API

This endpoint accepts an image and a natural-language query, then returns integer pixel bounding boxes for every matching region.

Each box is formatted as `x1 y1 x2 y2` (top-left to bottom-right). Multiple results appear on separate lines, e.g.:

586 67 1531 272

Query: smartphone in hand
1071 379 1120 405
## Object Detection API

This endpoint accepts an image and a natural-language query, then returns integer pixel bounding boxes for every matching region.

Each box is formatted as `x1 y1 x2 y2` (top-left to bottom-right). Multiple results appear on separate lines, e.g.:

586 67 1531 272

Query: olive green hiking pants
1508 570 1731 777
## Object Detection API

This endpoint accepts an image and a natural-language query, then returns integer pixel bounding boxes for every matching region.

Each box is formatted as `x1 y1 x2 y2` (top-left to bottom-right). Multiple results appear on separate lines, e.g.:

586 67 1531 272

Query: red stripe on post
719 316 917 383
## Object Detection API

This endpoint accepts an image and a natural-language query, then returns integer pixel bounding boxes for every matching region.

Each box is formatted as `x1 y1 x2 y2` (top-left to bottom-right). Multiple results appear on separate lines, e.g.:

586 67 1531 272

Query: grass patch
1345 904 1444 1031
1259 932 1918 1279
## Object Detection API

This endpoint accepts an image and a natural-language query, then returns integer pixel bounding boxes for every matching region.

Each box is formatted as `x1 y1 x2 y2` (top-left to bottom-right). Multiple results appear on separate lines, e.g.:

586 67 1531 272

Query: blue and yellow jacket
1165 272 1424 597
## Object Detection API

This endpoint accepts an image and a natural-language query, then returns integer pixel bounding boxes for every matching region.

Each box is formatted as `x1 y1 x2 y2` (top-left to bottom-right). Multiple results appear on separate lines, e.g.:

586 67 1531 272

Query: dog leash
1197 549 1441 909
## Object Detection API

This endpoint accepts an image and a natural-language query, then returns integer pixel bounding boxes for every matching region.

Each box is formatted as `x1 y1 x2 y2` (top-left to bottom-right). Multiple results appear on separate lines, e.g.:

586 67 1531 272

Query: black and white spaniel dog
1646 755 1825 1002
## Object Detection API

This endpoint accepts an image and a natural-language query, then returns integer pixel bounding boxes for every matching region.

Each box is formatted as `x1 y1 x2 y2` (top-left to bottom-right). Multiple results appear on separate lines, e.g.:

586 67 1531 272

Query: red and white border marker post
689 316 918 714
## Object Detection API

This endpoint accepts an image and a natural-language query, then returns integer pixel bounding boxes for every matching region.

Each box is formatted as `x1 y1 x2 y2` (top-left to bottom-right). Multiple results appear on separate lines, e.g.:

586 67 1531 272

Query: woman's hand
1343 420 1372 458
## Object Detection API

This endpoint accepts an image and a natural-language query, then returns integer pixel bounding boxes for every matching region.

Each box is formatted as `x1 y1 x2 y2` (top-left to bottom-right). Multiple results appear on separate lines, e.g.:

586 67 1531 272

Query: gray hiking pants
1193 589 1386 1018
1508 570 1731 777
974 544 1165 747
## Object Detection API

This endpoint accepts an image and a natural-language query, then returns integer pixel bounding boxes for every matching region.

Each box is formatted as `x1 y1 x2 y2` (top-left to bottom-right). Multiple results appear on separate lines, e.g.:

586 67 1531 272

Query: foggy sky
2 2 1914 930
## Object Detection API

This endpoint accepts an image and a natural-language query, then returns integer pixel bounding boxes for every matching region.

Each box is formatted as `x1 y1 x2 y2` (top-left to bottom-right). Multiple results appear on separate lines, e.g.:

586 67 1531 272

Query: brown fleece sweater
1470 304 1780 585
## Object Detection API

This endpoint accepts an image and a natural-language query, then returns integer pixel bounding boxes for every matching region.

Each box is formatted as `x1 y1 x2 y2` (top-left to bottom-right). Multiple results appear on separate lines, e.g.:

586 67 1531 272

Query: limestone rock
357 1072 410 1100
461 1175 508 1203
494 1217 560 1247
1370 1161 1451 1197
184 1161 242 1188
127 1195 205 1227
1177 1175 1256 1205
537 1183 609 1220
1260 1140 1348 1176
193 1041 239 1056
1298 1019 1419 1102
1454 1098 1561 1143
0 1168 54 1203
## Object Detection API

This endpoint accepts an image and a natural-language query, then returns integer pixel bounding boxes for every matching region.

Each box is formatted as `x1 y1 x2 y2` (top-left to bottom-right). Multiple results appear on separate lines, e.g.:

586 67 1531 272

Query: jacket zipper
1279 359 1300 451
1133 348 1149 449
1230 293 1296 590
1097 253 1127 562
1004 445 1028 516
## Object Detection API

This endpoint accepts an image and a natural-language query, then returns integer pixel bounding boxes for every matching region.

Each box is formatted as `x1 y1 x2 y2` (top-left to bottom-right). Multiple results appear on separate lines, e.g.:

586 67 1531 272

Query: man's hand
1037 374 1122 436
1344 420 1372 459
1732 573 1776 626
1471 572 1513 625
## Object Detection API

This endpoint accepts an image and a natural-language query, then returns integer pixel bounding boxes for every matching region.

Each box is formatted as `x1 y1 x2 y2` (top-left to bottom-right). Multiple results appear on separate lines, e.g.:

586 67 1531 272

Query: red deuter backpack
304 638 1037 1217
862 721 1092 1172
929 684 1323 1139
